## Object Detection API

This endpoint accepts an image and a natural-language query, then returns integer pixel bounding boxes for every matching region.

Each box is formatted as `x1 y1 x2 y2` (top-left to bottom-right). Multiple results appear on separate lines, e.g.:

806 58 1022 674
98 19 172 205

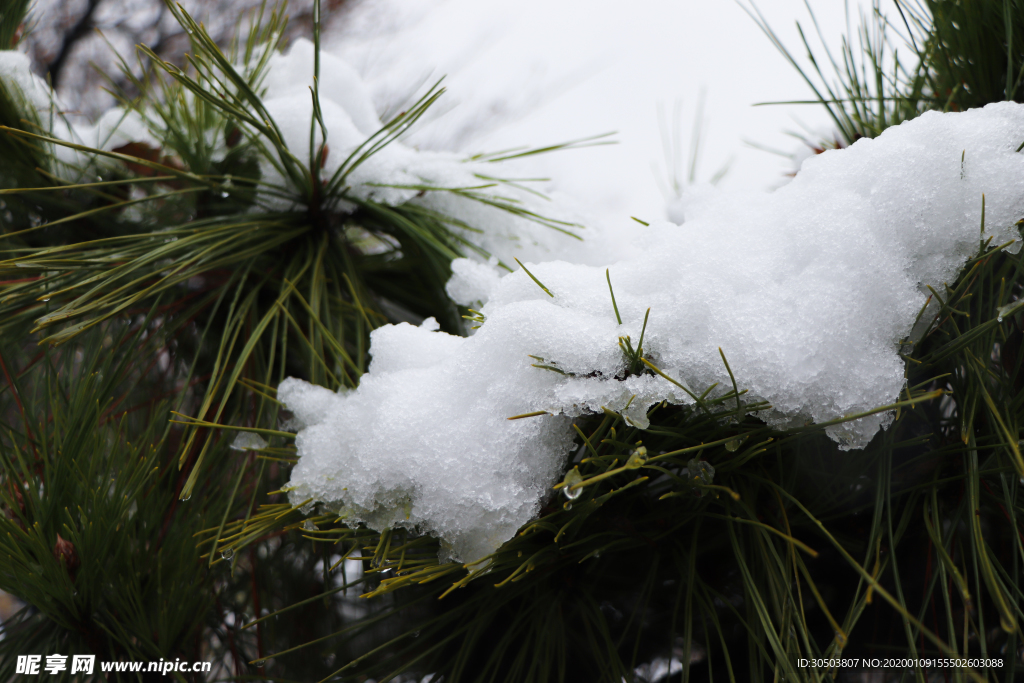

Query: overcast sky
327 0 901 223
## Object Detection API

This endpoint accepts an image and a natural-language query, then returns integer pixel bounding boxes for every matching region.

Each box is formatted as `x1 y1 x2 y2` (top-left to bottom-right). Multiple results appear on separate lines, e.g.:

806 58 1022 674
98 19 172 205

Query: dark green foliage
753 0 1024 148
0 314 218 679
918 0 1024 108
0 0 29 50
0 0 531 504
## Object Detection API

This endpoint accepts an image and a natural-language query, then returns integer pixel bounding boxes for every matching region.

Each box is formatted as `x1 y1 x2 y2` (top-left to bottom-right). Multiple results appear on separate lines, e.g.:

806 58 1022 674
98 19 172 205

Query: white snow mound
280 103 1024 563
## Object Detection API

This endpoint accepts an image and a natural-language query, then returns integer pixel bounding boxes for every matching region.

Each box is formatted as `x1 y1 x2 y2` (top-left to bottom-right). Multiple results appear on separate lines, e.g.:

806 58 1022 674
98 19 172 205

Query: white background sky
328 0 905 223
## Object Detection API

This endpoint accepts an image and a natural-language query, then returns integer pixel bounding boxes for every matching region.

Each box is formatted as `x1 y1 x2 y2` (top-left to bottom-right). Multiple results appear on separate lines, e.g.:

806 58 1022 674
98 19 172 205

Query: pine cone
52 534 80 578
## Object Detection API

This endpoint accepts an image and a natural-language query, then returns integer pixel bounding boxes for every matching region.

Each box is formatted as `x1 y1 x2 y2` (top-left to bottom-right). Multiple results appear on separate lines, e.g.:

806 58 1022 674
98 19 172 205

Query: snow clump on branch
257 38 592 265
280 102 1024 563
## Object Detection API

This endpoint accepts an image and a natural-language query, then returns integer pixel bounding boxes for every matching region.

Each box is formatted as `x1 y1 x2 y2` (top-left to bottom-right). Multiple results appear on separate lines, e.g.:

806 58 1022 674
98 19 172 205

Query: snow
263 38 382 137
0 50 158 177
0 51 54 114
280 103 1024 563
8 13 1023 564
256 38 594 264
5 33 584 266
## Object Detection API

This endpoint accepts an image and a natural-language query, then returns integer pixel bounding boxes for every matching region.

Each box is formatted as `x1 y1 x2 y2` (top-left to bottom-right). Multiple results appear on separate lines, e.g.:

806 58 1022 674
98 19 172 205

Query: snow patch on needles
258 39 587 264
0 51 159 171
5 40 587 265
280 103 1024 563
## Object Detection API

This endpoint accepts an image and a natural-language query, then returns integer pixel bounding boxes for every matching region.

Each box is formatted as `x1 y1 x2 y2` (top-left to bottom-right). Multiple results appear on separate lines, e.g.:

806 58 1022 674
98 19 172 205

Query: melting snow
281 101 1024 562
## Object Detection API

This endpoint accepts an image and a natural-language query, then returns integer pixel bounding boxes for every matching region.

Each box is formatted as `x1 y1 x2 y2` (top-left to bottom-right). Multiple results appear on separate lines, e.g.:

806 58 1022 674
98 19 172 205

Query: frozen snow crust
280 103 1024 563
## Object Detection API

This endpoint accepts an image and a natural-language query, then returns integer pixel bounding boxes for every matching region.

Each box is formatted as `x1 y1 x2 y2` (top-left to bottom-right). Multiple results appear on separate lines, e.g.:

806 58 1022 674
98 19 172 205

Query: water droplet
302 520 318 531
562 466 583 501
687 458 716 489
181 493 191 501
221 548 234 560
725 438 741 452
625 446 648 469
231 433 268 451
996 299 1023 322
998 316 1004 323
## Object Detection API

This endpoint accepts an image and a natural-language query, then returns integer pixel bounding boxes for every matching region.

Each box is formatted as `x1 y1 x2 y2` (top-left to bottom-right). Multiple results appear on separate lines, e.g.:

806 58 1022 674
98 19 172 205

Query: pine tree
0 1 1022 681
